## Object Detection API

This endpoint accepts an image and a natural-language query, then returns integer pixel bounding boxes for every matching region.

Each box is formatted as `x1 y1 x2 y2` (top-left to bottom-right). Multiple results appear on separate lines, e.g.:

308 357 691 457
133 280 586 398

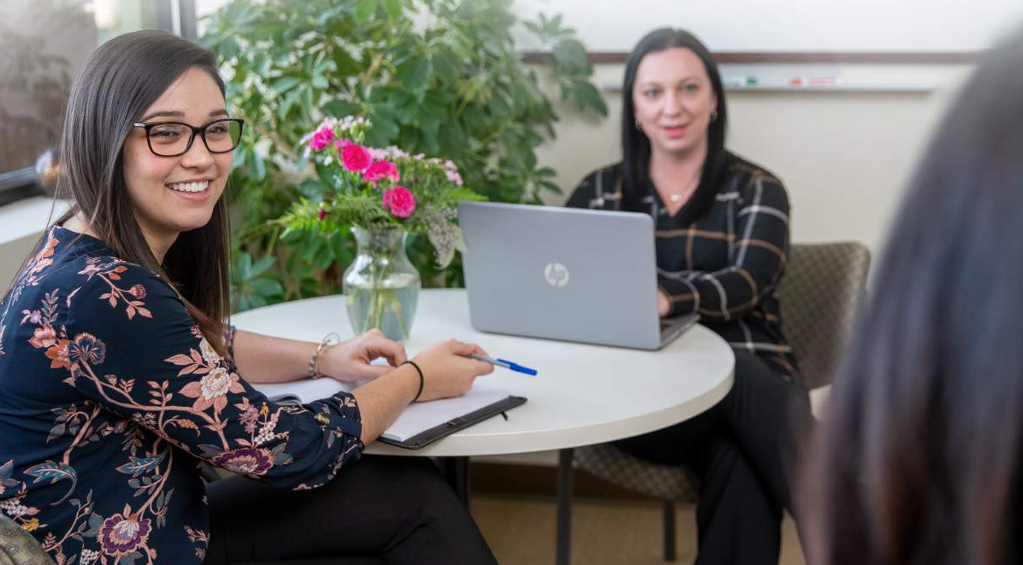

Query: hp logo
544 263 570 288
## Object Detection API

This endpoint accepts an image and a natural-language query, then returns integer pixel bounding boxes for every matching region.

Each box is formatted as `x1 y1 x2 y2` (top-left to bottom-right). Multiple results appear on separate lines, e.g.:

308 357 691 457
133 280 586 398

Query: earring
635 118 643 131
710 110 719 123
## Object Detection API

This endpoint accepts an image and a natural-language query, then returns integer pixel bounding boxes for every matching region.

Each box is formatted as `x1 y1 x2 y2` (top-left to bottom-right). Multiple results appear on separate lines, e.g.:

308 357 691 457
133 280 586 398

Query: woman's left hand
317 329 407 383
657 289 672 317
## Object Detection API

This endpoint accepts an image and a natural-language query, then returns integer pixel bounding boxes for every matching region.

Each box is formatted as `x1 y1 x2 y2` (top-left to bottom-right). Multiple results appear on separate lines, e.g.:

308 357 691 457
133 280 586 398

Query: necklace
652 162 701 205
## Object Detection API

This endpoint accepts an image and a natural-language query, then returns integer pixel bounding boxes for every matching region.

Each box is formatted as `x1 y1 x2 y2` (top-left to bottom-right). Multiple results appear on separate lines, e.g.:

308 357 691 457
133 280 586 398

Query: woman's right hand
411 339 494 402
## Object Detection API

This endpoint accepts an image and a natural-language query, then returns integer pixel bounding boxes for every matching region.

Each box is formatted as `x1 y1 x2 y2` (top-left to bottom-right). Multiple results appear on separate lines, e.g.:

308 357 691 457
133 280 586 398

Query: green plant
200 0 607 311
230 251 284 311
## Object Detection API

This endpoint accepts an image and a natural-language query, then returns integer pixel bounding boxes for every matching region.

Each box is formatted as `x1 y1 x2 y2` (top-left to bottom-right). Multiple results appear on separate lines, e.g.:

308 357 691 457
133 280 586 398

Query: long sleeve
657 175 790 320
60 261 363 490
566 165 622 211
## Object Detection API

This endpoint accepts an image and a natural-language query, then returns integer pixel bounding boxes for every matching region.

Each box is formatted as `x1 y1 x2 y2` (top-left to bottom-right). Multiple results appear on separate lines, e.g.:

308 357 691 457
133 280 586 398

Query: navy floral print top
0 227 364 564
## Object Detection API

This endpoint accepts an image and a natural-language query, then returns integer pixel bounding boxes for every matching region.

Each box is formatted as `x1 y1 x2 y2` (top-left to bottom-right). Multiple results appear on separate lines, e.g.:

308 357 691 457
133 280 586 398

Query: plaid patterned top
567 152 798 378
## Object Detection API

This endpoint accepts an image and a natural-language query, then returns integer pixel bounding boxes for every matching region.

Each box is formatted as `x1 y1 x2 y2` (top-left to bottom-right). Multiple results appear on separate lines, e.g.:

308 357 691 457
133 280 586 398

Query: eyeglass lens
147 120 242 156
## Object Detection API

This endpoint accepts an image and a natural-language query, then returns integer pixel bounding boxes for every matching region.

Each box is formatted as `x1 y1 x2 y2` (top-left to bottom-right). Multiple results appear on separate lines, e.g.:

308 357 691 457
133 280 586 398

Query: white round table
232 288 734 564
232 289 735 456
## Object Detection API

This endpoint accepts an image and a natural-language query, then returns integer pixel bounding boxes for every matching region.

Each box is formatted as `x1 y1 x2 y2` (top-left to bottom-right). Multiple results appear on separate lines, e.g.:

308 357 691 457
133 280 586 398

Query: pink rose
382 186 416 218
308 127 335 151
363 160 400 183
340 143 372 172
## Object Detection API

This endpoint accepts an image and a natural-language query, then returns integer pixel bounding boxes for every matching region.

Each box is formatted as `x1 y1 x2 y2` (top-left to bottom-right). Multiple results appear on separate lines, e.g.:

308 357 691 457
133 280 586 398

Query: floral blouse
0 227 364 565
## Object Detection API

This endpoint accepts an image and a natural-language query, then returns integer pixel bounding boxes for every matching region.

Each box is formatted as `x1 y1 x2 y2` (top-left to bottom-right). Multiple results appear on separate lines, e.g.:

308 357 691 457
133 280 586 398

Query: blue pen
468 353 538 376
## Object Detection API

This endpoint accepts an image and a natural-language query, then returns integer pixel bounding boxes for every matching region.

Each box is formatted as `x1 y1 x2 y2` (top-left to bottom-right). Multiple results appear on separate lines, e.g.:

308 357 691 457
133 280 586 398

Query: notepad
250 378 526 449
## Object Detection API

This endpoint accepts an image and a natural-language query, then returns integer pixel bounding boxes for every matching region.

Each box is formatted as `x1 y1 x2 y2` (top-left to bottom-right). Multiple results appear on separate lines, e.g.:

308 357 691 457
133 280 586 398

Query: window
0 0 195 206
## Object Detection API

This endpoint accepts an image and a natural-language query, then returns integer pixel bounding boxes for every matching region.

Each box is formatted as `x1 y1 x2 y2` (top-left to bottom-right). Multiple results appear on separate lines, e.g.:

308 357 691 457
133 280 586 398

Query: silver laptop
458 201 699 350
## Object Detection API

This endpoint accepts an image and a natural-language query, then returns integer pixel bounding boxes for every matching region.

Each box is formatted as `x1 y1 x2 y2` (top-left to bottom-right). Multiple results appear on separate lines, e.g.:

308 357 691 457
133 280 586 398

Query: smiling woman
631 46 719 214
96 68 241 262
0 30 500 565
56 36 235 346
566 28 812 565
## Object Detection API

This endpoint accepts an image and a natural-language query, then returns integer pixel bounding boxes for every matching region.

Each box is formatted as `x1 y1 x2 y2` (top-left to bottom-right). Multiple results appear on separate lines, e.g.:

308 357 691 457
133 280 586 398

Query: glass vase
342 226 421 341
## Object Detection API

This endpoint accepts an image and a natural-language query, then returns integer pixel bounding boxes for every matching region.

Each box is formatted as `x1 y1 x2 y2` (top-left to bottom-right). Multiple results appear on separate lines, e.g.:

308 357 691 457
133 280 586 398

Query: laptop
458 201 699 350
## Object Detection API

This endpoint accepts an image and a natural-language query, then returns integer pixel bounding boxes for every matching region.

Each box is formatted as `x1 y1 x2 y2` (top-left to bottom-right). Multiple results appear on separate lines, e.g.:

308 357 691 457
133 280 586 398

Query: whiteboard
513 0 1023 53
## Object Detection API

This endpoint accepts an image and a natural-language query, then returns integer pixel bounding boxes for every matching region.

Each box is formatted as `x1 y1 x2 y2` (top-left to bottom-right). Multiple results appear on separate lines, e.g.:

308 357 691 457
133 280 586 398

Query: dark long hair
620 28 728 204
801 27 1023 565
53 30 231 354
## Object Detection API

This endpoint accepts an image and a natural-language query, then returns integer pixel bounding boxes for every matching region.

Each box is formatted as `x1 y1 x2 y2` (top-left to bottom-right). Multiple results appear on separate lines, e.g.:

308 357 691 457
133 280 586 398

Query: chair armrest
0 513 54 565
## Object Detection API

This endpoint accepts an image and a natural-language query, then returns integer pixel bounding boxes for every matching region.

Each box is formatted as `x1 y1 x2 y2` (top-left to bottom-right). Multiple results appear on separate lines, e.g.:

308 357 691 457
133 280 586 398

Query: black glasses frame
132 118 245 157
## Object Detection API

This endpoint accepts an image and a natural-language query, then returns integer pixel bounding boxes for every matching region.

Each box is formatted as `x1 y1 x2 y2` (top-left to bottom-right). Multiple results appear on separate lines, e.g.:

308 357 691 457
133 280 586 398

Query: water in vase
345 272 420 341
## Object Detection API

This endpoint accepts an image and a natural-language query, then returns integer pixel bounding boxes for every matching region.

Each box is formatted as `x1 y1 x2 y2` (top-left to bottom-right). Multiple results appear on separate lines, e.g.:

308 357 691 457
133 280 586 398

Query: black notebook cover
378 395 528 450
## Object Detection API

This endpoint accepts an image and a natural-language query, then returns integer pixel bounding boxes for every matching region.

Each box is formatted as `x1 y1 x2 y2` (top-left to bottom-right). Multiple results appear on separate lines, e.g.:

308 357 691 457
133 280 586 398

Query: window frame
0 0 191 207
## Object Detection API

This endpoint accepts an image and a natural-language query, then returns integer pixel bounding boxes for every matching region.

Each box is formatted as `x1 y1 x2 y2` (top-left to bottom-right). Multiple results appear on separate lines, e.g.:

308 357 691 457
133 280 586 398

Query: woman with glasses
0 31 498 565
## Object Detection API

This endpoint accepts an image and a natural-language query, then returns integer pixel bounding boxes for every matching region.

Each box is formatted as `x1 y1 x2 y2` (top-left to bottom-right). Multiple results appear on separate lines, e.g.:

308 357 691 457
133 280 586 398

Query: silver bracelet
308 332 341 379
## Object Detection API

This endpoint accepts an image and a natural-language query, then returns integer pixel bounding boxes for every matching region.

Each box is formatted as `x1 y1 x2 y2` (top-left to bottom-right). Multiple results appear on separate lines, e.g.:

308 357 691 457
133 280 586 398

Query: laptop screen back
459 201 662 349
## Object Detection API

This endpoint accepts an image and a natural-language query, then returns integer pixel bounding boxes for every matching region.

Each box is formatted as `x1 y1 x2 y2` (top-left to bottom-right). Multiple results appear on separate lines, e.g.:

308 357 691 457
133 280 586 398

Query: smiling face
632 47 718 159
121 67 233 256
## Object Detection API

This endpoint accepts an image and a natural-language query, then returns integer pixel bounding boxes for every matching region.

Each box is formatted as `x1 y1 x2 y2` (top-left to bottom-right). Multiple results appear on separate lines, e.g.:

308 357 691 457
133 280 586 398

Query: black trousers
616 350 813 565
204 455 498 565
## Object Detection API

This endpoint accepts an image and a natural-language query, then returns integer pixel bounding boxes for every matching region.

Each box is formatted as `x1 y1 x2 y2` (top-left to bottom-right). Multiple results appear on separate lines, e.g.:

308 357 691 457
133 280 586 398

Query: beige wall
513 0 1023 53
535 62 974 254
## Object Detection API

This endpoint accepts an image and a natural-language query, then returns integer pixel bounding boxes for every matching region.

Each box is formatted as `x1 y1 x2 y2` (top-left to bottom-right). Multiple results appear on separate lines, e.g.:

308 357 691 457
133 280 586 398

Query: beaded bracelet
308 332 341 379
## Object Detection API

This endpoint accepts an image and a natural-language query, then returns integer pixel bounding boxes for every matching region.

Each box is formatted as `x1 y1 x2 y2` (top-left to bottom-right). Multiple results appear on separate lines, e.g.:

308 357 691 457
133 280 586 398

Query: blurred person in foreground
801 25 1023 565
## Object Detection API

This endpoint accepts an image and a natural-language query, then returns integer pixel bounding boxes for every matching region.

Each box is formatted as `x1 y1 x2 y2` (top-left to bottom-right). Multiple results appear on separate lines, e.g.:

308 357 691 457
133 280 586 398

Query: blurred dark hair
620 28 727 203
52 30 230 354
801 26 1023 565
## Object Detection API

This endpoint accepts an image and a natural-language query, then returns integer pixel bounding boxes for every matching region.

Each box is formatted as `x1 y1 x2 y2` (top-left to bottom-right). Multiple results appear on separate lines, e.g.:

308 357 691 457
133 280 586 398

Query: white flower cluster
369 146 411 162
413 154 463 185
337 115 368 132
255 419 278 446
0 498 28 518
80 549 101 565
